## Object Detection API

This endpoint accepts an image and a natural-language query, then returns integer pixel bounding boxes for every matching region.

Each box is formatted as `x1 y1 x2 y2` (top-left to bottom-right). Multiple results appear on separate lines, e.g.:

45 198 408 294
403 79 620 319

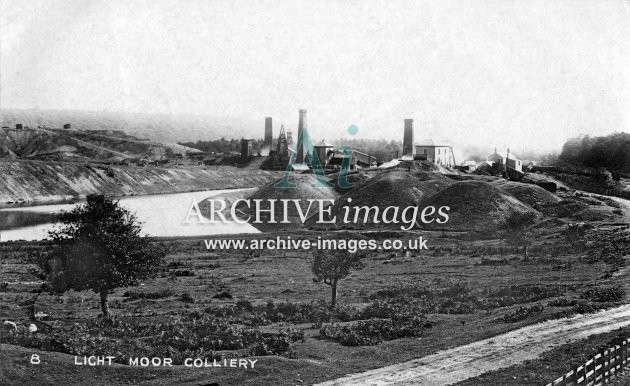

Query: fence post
593 355 601 385
575 363 586 385
604 349 609 383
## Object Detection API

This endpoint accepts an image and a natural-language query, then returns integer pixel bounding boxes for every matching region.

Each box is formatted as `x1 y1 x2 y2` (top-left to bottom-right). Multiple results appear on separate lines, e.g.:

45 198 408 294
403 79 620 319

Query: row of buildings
248 111 527 180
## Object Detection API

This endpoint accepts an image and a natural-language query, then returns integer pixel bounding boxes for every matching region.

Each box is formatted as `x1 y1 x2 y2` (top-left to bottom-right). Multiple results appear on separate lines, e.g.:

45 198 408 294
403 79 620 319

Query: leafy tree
312 249 366 308
559 133 630 173
40 194 165 318
502 211 537 261
564 222 592 252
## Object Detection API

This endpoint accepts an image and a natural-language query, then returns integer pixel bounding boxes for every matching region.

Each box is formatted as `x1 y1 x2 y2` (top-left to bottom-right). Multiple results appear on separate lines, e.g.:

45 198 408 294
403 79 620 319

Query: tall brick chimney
403 119 414 157
264 117 273 150
296 109 307 163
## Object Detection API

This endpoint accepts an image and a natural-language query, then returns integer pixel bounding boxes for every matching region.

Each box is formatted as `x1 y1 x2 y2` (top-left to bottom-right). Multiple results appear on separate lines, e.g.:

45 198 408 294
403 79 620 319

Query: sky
1 0 629 153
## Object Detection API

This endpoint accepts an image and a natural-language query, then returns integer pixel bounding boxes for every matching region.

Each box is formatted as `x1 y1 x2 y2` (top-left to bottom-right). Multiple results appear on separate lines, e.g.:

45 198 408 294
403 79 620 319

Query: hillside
0 125 198 162
0 108 253 144
0 160 282 206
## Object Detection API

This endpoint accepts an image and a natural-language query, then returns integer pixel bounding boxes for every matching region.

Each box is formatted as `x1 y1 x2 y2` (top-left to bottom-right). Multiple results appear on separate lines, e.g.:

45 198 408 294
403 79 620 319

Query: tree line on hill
558 133 630 173
179 138 264 154
180 137 402 162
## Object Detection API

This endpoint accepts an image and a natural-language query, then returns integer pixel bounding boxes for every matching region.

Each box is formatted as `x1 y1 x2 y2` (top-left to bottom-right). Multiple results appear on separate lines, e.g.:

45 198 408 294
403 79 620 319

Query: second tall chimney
264 117 273 150
403 119 414 157
296 109 307 163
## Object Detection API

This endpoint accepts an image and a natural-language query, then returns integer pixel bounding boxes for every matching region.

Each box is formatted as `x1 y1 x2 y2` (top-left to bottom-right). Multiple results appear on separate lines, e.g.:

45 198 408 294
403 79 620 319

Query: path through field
317 304 630 385
609 196 630 222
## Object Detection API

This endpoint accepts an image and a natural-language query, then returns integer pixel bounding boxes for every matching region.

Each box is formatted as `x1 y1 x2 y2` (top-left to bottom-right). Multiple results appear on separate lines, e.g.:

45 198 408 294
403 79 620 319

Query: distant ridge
0 108 254 143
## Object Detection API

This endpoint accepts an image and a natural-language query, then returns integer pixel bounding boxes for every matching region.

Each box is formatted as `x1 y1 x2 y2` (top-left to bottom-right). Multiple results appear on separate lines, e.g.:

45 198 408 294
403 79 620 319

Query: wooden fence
546 339 629 386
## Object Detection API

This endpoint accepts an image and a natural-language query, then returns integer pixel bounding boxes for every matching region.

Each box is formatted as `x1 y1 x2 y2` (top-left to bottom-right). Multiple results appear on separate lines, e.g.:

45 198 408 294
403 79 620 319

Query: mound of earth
394 159 441 172
419 180 535 230
307 169 453 230
340 170 450 207
326 170 377 194
574 206 621 222
555 195 624 222
444 174 498 183
492 180 561 210
239 173 340 231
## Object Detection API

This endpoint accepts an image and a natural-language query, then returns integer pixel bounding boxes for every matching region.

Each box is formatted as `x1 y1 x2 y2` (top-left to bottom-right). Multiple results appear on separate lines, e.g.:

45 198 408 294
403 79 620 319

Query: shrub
319 317 429 346
547 298 580 307
213 290 233 299
571 301 610 314
502 304 544 323
180 292 194 303
236 299 253 312
581 286 625 303
172 270 195 277
0 315 301 364
250 329 304 356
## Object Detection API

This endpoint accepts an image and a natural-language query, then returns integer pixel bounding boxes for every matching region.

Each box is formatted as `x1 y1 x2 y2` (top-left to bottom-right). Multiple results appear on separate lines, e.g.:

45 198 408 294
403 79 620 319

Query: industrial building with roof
414 138 456 167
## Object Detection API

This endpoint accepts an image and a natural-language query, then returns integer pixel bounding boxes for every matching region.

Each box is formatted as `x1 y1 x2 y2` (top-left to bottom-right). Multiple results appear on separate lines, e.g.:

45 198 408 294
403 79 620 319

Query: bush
503 304 544 323
478 257 510 266
172 270 195 277
0 315 301 364
250 329 304 356
236 299 253 312
581 286 625 303
180 292 194 303
213 290 233 299
547 298 580 307
572 301 609 314
319 317 429 346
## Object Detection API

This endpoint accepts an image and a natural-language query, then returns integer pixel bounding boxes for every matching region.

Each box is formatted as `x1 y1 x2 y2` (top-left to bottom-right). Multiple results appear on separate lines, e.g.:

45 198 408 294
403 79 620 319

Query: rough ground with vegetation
1 192 629 384
1 157 630 384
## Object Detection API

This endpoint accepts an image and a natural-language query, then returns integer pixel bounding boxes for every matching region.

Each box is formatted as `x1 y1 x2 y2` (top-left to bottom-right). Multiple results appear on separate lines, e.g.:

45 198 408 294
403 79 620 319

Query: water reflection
0 189 259 241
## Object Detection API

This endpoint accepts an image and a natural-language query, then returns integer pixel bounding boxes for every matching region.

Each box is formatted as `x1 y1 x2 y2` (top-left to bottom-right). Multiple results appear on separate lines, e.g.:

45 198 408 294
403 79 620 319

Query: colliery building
401 118 456 167
415 138 456 167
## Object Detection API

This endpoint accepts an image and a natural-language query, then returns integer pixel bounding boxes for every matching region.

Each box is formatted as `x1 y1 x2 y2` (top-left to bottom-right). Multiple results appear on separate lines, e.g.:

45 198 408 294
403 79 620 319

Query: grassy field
2 218 629 384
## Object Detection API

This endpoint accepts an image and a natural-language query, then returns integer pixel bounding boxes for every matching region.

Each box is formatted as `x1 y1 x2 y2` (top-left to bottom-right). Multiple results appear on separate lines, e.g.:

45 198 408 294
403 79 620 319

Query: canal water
0 189 259 241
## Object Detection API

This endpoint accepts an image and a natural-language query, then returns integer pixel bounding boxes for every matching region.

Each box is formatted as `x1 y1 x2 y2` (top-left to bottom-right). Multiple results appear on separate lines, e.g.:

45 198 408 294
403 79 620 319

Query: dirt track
317 304 630 386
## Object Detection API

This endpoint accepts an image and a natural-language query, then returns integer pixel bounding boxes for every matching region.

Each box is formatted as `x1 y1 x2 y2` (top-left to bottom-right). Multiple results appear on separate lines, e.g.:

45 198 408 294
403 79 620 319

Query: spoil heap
419 180 534 230
239 173 340 231
492 180 561 211
339 170 451 208
307 170 453 229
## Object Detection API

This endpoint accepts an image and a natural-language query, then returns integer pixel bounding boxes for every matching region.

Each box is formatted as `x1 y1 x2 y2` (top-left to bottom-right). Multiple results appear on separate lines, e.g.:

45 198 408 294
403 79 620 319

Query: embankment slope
0 160 282 206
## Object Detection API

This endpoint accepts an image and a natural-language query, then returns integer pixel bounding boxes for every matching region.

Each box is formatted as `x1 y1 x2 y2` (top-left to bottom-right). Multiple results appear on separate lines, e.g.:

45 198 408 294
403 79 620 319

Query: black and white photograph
1 1 629 385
